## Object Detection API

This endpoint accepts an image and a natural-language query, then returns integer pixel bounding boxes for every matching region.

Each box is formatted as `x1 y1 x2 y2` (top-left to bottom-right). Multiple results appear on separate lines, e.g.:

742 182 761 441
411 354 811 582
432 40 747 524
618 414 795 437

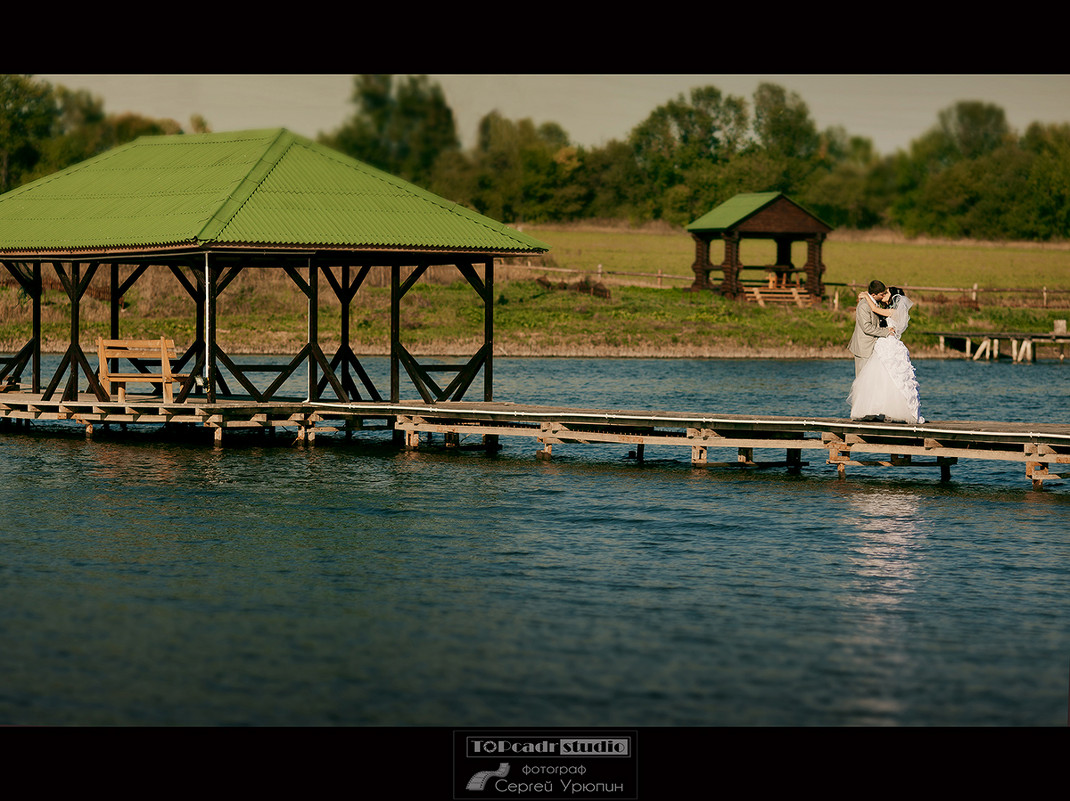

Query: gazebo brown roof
685 192 833 302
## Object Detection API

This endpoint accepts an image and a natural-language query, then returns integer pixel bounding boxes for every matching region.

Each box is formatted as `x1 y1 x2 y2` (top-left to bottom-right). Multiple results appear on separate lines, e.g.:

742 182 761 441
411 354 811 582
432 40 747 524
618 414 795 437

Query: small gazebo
0 128 549 405
686 192 832 304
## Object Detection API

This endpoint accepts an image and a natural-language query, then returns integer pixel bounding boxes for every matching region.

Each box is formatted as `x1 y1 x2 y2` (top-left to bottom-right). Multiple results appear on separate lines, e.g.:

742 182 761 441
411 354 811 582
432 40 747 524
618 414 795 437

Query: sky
37 73 1070 157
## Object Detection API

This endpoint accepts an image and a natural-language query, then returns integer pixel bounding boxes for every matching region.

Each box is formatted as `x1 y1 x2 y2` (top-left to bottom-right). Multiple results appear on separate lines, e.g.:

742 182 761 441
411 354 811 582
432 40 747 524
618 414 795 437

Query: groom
849 280 894 375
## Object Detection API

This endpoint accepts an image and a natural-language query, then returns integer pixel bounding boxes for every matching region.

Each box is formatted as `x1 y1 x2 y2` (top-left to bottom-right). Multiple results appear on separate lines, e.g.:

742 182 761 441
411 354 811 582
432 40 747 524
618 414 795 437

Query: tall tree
907 144 1035 239
322 74 459 186
579 139 644 220
0 74 58 193
31 85 184 180
439 111 588 223
628 85 749 219
800 135 889 229
1022 122 1070 239
752 82 821 161
889 100 1015 235
937 100 1011 161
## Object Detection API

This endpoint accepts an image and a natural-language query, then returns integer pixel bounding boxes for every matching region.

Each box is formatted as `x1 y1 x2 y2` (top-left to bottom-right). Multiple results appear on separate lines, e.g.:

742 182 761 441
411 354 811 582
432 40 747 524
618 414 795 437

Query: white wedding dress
848 295 925 424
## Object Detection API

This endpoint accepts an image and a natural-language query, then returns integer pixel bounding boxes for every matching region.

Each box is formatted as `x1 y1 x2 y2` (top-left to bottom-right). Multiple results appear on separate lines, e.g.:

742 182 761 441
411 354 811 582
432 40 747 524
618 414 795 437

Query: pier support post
940 458 954 482
824 434 851 478
1027 460 1050 490
787 448 802 473
536 442 552 460
691 445 707 465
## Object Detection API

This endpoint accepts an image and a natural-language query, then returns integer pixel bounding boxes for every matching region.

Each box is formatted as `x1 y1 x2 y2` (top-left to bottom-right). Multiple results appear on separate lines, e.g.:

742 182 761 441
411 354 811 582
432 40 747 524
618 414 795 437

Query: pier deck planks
2 391 1068 487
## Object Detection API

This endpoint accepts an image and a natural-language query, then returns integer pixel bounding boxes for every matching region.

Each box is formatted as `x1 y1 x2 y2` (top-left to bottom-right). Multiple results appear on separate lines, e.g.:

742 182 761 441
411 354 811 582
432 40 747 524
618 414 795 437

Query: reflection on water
1 358 1069 726
844 489 925 601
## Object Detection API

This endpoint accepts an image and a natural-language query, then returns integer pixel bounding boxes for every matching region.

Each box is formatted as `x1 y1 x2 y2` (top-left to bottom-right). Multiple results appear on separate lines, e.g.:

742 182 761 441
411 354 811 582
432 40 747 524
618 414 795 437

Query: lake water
1 356 1067 726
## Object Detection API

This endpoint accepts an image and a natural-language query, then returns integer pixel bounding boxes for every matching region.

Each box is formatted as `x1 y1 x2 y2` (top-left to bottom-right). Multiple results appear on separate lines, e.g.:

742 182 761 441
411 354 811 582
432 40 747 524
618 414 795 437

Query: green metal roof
686 191 832 235
0 128 549 256
686 192 784 232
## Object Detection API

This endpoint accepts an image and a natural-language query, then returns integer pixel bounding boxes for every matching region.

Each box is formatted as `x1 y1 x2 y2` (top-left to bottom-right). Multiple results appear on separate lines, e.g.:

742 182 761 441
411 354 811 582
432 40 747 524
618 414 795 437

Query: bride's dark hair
876 287 906 327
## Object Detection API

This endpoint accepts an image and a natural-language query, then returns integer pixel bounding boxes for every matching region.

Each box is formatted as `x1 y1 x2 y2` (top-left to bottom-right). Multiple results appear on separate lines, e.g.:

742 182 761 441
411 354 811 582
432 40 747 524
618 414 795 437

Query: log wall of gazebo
689 231 827 300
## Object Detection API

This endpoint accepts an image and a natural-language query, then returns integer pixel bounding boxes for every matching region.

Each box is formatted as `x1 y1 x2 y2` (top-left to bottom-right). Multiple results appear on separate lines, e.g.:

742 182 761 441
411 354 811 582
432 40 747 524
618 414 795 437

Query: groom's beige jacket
849 301 892 359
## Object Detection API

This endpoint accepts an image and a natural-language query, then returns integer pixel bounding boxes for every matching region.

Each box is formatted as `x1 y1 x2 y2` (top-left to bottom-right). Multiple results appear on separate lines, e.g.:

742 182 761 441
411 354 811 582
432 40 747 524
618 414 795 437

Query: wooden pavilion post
0 261 42 392
107 264 120 389
390 263 401 404
68 263 81 392
104 263 151 338
31 264 40 392
42 261 106 402
299 262 348 402
318 263 381 402
340 265 350 350
110 264 120 340
204 256 217 403
388 258 494 406
484 258 493 403
168 263 205 402
482 257 498 453
804 233 826 298
689 234 713 291
307 261 318 401
719 232 742 299
337 264 353 395
774 237 794 286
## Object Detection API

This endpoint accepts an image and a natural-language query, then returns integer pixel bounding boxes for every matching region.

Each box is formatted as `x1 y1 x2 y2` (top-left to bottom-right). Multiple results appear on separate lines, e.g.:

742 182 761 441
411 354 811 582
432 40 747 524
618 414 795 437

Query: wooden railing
504 264 1070 307
830 282 1070 309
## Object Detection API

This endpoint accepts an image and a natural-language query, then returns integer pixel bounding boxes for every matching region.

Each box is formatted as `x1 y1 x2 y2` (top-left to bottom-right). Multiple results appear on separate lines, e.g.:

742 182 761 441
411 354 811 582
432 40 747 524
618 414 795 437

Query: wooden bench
96 337 190 402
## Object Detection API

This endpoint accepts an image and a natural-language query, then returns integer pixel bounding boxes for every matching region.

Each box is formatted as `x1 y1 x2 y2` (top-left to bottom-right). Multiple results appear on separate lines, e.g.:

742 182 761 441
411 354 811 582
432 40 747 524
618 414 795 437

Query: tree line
0 74 210 196
4 74 1070 241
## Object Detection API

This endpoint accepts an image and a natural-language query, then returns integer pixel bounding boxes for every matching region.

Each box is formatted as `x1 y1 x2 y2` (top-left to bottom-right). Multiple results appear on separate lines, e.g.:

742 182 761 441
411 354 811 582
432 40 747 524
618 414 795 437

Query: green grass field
524 224 1070 290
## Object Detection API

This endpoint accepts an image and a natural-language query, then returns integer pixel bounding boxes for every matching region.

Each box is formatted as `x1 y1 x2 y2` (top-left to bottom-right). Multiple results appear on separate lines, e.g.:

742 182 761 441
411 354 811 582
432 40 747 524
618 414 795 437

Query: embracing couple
847 280 925 424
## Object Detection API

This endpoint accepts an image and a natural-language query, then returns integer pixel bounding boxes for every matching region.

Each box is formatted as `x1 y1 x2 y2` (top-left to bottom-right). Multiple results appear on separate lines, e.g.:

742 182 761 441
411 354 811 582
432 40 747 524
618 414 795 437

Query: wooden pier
373 400 1069 488
0 390 392 446
3 390 1068 489
931 327 1070 362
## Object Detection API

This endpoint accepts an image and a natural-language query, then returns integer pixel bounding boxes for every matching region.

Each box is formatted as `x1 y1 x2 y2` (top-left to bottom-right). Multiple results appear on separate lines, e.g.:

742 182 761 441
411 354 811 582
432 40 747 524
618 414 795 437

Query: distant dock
929 322 1070 362
2 391 1067 489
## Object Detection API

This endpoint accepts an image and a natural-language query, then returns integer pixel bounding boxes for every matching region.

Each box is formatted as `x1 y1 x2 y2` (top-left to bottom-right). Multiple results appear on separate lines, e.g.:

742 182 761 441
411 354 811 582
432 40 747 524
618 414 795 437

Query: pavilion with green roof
686 192 832 303
0 128 548 405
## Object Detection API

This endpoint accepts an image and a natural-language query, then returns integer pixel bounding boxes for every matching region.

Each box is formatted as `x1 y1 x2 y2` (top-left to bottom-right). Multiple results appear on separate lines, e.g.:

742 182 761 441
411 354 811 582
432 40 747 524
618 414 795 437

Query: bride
848 287 925 424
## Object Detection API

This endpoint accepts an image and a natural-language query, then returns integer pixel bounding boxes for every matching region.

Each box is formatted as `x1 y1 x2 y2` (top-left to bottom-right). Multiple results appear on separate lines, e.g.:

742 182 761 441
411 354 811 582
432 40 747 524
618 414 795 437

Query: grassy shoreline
3 227 1068 359
2 278 1064 359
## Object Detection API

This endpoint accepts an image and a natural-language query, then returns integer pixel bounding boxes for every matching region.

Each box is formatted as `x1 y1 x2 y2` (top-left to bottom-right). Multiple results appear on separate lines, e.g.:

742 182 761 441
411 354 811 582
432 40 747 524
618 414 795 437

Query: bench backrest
97 338 178 378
